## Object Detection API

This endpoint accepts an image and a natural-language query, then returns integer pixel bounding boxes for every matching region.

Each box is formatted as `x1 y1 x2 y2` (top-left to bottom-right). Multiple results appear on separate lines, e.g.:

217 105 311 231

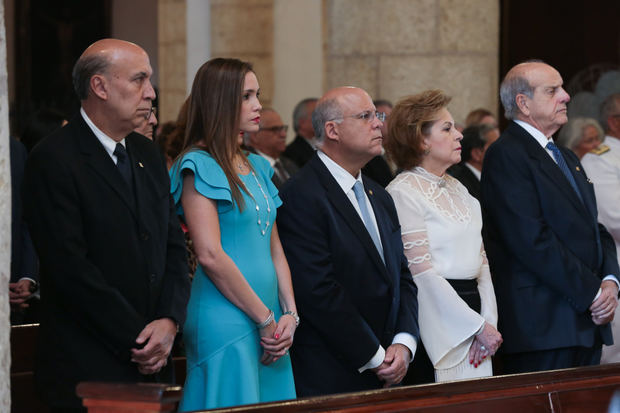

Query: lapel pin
138 162 144 168
369 189 373 196
576 166 580 171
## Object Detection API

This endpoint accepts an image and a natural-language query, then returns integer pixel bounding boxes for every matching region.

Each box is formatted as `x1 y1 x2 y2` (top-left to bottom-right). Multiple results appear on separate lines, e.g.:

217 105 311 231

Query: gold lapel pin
576 166 580 171
138 162 144 168
368 189 373 196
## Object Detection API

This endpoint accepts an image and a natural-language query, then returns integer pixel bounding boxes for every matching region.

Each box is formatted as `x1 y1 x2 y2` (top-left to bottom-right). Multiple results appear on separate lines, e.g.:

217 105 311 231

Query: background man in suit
277 86 419 396
246 108 298 188
9 137 39 324
481 61 619 374
23 39 190 411
449 123 499 200
283 97 317 168
582 93 620 363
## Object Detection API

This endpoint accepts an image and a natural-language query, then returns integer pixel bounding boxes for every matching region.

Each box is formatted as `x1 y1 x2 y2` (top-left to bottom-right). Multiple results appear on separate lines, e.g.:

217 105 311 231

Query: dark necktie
273 159 290 182
352 181 384 263
114 143 133 189
546 142 583 203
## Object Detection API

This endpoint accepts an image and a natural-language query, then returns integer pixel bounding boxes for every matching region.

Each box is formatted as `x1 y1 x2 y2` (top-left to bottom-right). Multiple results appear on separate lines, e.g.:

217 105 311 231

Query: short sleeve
169 150 234 216
248 153 282 209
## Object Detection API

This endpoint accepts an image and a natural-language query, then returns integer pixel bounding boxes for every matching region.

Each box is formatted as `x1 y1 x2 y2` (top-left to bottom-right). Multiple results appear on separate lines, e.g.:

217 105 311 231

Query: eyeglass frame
259 124 289 133
328 110 386 123
145 105 157 120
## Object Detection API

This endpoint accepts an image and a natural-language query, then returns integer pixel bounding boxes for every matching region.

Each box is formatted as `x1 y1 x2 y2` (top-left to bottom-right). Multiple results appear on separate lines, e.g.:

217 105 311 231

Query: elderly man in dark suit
23 39 190 412
283 97 317 168
277 86 419 396
246 108 298 189
481 61 619 374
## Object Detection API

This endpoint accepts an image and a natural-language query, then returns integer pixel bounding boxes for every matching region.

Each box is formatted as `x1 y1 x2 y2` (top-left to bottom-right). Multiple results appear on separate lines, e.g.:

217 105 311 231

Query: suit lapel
75 115 138 218
511 123 587 214
310 156 392 285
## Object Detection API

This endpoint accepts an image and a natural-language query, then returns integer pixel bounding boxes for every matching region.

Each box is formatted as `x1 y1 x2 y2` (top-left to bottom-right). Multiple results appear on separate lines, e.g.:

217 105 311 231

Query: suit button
150 274 156 282
141 233 149 241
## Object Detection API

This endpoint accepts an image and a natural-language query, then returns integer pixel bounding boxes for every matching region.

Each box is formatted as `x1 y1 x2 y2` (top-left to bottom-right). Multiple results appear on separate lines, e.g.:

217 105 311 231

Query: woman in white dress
385 90 502 382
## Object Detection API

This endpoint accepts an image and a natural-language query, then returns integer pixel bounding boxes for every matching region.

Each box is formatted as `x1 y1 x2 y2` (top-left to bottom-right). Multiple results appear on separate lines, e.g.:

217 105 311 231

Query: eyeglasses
331 110 386 123
145 106 157 120
259 125 289 133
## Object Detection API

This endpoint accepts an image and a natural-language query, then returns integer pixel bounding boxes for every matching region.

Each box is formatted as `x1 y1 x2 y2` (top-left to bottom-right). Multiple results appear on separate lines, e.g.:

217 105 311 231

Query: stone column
0 0 12 411
158 0 188 123
325 0 500 123
211 0 274 107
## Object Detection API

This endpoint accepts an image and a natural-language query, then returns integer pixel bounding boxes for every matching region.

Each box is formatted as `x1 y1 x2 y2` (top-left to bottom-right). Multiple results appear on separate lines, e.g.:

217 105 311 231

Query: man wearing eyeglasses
22 39 190 412
277 86 419 396
246 108 298 188
134 105 158 140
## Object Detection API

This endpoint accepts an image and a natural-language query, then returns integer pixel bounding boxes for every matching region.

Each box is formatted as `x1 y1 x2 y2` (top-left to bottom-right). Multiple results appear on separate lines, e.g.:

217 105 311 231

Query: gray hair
312 98 343 146
72 54 111 100
293 98 318 134
557 117 604 150
599 93 620 132
500 74 535 120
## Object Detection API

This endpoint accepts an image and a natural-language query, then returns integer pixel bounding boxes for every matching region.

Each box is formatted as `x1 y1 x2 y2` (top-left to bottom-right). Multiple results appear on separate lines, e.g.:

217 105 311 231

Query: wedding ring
480 345 487 352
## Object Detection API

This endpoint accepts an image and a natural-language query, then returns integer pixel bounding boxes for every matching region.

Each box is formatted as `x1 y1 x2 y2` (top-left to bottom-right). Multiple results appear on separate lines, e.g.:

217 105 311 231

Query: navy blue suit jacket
481 121 619 354
277 154 419 396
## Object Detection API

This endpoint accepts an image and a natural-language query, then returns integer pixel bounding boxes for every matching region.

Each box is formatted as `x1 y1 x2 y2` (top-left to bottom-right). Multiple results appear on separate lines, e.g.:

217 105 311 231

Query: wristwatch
283 311 300 327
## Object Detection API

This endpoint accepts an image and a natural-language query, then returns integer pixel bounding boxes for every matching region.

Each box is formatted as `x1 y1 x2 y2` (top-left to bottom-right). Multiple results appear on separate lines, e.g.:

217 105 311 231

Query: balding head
313 86 383 175
74 39 156 141
500 61 570 137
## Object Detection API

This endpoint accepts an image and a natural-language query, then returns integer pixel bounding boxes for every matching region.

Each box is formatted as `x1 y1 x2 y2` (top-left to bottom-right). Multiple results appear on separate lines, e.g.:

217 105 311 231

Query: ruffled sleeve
387 172 485 370
248 153 282 209
169 150 234 217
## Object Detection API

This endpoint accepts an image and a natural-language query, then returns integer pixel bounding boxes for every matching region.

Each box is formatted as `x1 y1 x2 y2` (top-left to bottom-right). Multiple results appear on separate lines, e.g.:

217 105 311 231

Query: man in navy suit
277 86 419 396
481 61 619 373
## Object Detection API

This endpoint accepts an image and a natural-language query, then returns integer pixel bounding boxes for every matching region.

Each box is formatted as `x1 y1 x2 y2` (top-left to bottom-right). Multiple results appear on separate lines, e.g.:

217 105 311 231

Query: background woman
170 58 297 410
557 117 604 159
385 90 502 382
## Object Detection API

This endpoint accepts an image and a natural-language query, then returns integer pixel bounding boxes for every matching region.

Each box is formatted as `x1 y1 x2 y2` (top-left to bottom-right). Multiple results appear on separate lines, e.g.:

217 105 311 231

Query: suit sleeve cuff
392 332 417 364
358 345 385 373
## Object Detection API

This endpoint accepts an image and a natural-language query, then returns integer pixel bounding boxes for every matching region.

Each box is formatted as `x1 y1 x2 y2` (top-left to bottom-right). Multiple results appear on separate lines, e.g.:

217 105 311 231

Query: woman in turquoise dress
170 58 298 410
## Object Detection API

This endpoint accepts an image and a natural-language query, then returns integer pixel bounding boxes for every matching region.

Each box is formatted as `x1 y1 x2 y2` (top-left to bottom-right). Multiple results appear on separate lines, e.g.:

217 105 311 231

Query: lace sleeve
388 187 434 275
480 242 489 266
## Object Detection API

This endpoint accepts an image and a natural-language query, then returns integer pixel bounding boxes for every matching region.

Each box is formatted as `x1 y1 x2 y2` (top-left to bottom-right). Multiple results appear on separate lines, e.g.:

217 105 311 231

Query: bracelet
283 310 300 327
257 310 274 329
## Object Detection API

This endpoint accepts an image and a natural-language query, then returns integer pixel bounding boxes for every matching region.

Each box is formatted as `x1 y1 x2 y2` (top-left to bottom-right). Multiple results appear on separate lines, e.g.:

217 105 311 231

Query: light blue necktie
352 181 384 262
546 141 583 204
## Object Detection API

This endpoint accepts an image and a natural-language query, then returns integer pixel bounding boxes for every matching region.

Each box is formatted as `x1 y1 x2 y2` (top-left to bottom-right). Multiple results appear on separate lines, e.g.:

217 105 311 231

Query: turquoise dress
170 150 296 411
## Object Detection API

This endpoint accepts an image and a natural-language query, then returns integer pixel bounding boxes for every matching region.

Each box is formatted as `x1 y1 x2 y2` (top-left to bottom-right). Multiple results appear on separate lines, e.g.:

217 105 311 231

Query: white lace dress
386 167 498 382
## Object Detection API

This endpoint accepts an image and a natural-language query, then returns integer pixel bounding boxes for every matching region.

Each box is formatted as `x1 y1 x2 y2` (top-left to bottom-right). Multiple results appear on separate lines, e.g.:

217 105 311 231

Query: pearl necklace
237 160 271 236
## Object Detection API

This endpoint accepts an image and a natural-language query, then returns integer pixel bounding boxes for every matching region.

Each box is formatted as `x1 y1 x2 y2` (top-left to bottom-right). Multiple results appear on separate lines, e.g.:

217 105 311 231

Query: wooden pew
9 323 186 412
78 363 620 412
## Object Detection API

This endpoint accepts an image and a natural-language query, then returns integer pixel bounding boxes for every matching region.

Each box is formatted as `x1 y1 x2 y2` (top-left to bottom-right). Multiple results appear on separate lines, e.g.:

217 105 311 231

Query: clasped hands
9 279 36 310
259 314 297 365
468 323 502 368
372 343 411 388
590 280 619 326
131 318 177 375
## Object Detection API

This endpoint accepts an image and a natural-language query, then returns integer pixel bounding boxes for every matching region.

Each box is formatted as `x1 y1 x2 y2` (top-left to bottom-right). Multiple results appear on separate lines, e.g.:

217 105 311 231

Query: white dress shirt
81 107 126 165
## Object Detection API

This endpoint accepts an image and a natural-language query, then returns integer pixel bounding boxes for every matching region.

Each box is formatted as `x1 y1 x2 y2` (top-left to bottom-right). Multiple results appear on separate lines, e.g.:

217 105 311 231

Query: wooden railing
11 324 620 412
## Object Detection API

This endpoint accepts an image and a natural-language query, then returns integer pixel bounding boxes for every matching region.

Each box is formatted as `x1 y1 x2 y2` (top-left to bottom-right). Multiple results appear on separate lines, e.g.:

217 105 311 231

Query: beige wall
0 0 11 410
325 0 500 123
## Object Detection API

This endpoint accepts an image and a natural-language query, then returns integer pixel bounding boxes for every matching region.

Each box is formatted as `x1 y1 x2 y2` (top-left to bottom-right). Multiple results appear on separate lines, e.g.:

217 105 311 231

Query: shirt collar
317 150 363 194
514 119 552 149
255 149 276 167
81 107 126 159
464 162 481 180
